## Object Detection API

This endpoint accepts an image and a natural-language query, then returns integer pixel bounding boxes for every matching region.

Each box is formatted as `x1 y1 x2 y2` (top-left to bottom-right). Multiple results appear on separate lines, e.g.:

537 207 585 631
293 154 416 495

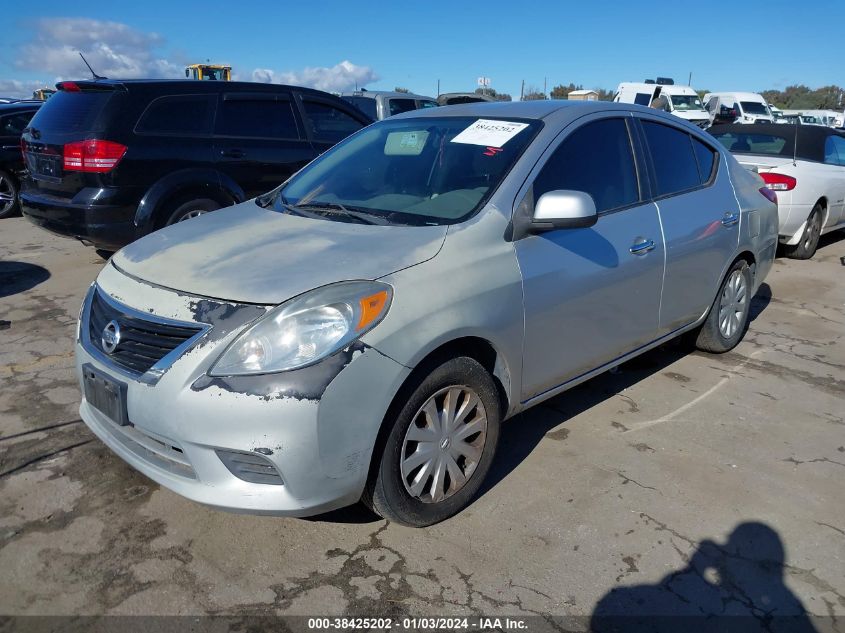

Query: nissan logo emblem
102 320 121 354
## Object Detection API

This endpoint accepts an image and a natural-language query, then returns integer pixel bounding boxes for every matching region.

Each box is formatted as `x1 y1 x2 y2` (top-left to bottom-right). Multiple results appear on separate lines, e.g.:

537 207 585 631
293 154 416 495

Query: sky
1 1 843 99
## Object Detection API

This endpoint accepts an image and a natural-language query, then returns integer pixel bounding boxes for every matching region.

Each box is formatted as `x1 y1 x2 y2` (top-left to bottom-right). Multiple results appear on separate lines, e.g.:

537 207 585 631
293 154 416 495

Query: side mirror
531 190 598 232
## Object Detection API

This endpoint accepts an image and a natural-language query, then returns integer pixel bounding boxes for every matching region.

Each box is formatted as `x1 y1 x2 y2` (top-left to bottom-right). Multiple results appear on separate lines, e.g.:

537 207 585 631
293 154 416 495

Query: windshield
270 116 540 226
740 101 770 116
670 95 704 111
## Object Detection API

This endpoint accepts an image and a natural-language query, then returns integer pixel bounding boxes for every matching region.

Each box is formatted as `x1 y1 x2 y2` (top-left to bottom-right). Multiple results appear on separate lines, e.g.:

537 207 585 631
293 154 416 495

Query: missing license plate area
82 364 129 426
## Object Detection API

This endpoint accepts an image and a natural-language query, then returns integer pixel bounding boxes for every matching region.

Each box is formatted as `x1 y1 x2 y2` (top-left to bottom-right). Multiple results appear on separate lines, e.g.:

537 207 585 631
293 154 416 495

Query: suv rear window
136 94 215 135
28 90 112 134
388 98 418 117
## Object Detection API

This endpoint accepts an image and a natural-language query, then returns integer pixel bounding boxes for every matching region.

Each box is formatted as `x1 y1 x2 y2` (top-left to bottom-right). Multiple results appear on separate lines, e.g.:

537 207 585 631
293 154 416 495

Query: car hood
113 201 448 304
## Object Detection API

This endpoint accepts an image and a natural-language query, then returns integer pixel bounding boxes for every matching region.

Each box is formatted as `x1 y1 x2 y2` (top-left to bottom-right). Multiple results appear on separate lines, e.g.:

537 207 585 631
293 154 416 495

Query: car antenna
792 122 798 167
79 52 107 80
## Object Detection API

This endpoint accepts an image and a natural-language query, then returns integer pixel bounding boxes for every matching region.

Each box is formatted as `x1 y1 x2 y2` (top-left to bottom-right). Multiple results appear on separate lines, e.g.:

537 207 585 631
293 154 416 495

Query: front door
515 116 665 402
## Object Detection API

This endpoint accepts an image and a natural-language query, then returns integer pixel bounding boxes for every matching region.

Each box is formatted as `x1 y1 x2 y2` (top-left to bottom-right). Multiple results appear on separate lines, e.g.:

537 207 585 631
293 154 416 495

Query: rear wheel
695 260 752 353
782 203 823 260
0 170 19 219
164 198 221 226
365 356 501 527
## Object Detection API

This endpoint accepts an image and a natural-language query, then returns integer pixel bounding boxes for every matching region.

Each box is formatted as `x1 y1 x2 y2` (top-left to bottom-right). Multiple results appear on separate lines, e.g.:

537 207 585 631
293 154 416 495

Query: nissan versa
75 101 778 527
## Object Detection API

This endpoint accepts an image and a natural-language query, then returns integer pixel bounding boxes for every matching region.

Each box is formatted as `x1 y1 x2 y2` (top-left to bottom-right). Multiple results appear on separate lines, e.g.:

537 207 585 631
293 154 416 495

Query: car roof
341 90 435 100
56 79 343 99
708 123 844 162
391 99 633 120
0 102 42 114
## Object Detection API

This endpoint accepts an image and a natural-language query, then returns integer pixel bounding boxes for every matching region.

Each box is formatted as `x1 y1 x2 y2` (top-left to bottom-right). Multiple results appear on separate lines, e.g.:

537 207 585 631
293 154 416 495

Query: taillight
58 81 81 92
63 140 127 173
760 172 796 191
759 187 777 204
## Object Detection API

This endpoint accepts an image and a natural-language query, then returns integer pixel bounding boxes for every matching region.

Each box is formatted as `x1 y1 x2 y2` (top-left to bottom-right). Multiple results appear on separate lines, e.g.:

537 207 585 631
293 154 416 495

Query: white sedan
710 123 845 259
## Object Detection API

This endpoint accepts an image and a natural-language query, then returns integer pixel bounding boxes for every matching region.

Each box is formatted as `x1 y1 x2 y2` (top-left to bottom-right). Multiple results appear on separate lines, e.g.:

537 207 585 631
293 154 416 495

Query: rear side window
1 111 36 136
302 101 365 144
533 118 639 213
388 98 418 116
641 121 700 196
692 138 717 183
136 95 215 135
28 90 112 134
215 99 300 139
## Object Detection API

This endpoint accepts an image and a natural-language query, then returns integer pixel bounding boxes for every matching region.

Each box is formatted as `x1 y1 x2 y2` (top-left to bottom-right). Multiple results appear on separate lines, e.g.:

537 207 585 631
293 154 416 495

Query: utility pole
544 76 547 99
437 79 440 97
520 79 525 101
688 71 692 86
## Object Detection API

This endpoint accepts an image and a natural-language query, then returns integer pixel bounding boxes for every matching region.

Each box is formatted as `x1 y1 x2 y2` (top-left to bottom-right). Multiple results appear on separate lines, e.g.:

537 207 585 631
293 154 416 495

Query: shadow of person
590 522 817 633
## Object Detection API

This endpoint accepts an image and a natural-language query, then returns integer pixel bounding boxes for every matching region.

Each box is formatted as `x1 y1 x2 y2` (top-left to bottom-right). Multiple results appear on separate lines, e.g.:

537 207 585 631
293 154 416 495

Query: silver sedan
75 101 778 526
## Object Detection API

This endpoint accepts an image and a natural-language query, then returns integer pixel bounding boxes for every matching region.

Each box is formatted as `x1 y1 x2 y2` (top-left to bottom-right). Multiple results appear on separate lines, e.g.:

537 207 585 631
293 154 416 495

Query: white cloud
0 79 50 99
15 17 181 80
250 60 378 93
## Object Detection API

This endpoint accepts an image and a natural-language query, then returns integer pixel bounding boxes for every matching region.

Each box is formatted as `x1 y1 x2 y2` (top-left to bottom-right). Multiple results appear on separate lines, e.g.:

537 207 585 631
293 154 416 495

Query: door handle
629 239 656 255
721 211 739 227
219 149 245 159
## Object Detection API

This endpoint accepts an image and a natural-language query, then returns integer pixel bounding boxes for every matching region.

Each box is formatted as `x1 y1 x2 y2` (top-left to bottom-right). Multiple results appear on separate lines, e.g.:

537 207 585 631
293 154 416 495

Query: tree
474 87 512 102
394 87 410 93
550 83 580 100
523 85 547 101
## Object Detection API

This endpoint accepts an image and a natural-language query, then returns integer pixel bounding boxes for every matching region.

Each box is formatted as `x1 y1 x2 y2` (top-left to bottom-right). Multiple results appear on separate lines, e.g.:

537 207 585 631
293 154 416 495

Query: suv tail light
63 140 127 173
760 172 796 191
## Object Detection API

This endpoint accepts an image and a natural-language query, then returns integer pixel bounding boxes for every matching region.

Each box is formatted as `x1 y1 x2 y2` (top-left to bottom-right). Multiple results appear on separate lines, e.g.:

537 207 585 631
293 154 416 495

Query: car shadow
0 261 51 299
310 285 774 526
590 522 818 632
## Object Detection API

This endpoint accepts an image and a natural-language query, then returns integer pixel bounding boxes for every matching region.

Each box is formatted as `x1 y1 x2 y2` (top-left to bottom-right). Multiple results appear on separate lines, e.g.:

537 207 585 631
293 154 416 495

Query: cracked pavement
1 217 844 623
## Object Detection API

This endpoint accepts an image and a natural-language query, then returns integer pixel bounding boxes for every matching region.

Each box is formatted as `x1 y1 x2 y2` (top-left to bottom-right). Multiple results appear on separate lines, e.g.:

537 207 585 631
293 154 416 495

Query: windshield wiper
294 202 388 225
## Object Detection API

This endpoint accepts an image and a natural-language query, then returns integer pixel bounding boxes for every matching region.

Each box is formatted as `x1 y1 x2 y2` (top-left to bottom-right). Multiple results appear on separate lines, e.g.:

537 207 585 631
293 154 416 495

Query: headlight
209 281 392 376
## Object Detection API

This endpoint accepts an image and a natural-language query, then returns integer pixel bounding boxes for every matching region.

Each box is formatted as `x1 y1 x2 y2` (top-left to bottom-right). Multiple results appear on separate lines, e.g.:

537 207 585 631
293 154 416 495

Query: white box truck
613 79 709 127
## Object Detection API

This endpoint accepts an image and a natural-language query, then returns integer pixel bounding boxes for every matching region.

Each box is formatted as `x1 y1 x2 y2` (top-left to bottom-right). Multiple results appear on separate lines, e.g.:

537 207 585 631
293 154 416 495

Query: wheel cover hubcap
400 385 487 504
0 176 13 212
718 269 748 338
803 211 821 249
177 209 207 222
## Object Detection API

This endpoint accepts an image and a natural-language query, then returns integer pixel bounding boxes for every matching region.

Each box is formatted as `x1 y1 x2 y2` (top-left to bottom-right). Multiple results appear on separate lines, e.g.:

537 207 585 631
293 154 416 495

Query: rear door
637 116 739 334
213 92 315 198
297 95 369 154
515 115 665 401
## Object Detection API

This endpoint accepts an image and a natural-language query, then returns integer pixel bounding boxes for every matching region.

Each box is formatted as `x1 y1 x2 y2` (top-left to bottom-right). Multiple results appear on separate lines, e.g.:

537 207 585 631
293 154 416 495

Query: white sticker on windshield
450 119 530 147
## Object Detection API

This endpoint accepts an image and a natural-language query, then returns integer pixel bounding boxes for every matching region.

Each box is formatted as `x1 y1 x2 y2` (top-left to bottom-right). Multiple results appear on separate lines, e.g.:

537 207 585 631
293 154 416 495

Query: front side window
641 121 700 197
136 95 215 135
275 116 540 225
533 118 639 213
302 101 365 144
824 136 845 166
215 99 300 139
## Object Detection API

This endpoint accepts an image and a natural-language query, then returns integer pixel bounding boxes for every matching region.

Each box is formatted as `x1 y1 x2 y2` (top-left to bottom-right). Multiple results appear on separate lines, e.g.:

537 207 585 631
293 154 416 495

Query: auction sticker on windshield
451 119 530 147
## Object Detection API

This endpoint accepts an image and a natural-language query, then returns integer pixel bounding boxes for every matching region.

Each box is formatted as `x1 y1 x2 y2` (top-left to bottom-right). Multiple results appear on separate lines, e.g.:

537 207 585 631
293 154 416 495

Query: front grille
87 288 203 375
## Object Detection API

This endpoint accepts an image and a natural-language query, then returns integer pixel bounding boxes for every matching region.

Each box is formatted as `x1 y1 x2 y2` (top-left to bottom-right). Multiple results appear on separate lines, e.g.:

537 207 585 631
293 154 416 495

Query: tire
695 260 753 354
782 203 823 260
163 198 221 226
365 356 501 527
0 170 19 219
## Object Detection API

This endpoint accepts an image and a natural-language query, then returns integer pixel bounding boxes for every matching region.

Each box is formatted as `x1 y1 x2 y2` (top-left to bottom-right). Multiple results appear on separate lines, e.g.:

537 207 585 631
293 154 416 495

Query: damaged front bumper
75 264 411 516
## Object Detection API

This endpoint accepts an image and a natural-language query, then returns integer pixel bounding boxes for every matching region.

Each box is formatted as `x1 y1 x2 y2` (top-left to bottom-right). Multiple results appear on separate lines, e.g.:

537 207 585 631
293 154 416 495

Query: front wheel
782 203 823 260
0 170 19 219
366 357 501 527
164 198 221 226
695 260 753 353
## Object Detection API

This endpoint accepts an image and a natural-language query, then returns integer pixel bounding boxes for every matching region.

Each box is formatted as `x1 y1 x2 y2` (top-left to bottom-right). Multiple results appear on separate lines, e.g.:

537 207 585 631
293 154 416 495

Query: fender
133 168 246 236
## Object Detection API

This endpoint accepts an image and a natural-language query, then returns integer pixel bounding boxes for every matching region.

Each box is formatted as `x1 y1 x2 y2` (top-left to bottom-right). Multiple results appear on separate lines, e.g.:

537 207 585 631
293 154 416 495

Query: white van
703 92 774 125
614 80 709 127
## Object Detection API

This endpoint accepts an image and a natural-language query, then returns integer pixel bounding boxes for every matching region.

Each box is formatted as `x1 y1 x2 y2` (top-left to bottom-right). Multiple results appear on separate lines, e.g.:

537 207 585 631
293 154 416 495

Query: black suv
20 80 372 250
0 101 41 218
